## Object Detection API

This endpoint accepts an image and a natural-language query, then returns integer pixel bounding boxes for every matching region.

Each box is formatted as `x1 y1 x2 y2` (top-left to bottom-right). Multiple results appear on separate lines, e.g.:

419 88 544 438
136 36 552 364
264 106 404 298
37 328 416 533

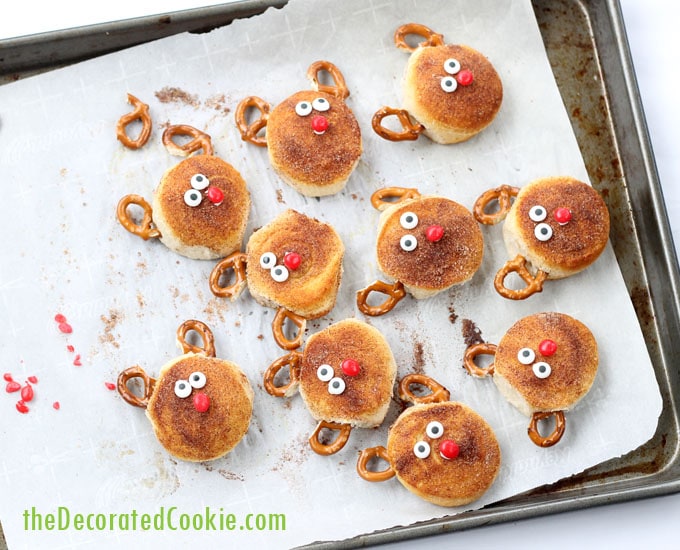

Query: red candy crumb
3 373 12 382
53 402 61 410
73 355 82 367
54 313 67 323
67 345 75 353
21 384 34 402
27 376 38 384
6 381 21 393
58 322 73 334
104 382 116 391
16 401 29 414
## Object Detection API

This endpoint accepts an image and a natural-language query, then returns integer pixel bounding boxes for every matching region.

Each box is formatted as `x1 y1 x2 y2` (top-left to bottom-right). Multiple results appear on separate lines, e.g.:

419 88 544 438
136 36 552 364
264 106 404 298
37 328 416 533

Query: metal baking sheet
1 0 678 548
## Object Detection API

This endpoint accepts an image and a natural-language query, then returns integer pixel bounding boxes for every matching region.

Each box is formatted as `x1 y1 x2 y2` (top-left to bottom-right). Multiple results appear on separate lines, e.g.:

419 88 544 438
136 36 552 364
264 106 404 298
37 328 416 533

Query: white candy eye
328 377 346 395
183 189 202 207
316 364 334 382
517 348 535 365
295 101 313 116
533 361 552 379
534 223 553 241
400 211 419 229
259 252 277 270
190 173 209 190
271 265 289 282
443 58 461 75
174 379 192 398
188 371 206 389
529 205 547 222
400 234 418 252
440 76 458 93
413 441 431 459
426 421 444 439
312 97 330 112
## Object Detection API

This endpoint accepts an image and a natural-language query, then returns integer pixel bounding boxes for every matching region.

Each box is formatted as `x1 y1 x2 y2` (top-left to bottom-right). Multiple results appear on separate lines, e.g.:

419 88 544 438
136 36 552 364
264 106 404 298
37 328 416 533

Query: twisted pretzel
356 280 406 317
370 187 422 211
463 342 497 377
116 194 161 240
494 255 548 300
117 365 157 409
116 93 152 149
263 351 302 397
307 60 350 99
528 411 566 447
162 124 214 157
176 319 216 357
309 421 352 456
372 106 425 142
398 373 450 405
272 308 306 351
473 185 519 225
209 252 248 299
394 23 445 52
235 96 270 147
356 446 395 482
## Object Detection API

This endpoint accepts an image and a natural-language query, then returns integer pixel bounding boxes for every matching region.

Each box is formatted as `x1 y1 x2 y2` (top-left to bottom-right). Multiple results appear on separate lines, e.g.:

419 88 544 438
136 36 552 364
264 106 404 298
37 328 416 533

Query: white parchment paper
0 0 662 548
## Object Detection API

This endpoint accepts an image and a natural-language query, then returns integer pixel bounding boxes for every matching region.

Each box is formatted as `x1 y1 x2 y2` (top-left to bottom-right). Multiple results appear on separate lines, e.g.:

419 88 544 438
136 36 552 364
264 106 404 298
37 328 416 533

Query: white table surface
2 1 679 548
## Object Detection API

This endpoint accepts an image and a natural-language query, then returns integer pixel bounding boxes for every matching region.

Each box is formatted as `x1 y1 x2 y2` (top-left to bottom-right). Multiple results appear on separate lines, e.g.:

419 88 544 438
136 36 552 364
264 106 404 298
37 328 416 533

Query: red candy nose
439 439 460 460
341 358 361 377
206 186 224 205
539 339 557 356
193 392 210 413
455 69 474 86
425 224 445 242
554 207 572 224
283 252 302 270
312 115 329 134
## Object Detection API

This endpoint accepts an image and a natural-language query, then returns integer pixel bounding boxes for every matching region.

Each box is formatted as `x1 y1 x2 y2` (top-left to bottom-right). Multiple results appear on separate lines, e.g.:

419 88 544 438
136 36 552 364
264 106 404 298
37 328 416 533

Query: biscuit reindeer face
117 321 253 462
117 155 251 260
235 61 362 197
376 196 484 293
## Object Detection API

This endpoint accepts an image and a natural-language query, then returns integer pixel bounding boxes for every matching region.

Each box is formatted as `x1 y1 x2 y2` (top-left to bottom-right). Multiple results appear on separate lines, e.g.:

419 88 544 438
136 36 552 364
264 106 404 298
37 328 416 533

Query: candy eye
426 421 444 439
174 379 192 398
440 76 458 93
312 97 330 112
259 252 277 270
183 189 202 207
271 265 289 282
317 364 334 382
517 348 535 365
188 371 206 389
400 234 418 252
190 173 209 190
328 377 346 395
534 223 553 241
295 101 313 116
413 441 431 459
443 58 461 75
529 205 547 222
533 361 552 379
400 211 419 229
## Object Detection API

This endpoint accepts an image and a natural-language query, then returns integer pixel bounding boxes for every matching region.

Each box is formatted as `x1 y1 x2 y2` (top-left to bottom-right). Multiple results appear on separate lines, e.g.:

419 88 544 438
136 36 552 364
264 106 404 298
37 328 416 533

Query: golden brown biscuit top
298 319 396 422
155 155 250 247
147 354 253 461
495 312 598 411
245 209 344 315
512 177 610 271
376 196 483 290
388 402 501 501
267 91 362 186
407 44 502 130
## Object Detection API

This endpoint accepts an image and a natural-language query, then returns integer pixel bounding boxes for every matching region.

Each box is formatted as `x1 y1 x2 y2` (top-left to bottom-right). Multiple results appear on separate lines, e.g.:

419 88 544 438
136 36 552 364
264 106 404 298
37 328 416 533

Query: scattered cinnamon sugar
155 87 199 108
412 342 426 374
204 93 231 115
448 304 458 324
275 189 285 204
99 309 123 348
462 318 484 346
